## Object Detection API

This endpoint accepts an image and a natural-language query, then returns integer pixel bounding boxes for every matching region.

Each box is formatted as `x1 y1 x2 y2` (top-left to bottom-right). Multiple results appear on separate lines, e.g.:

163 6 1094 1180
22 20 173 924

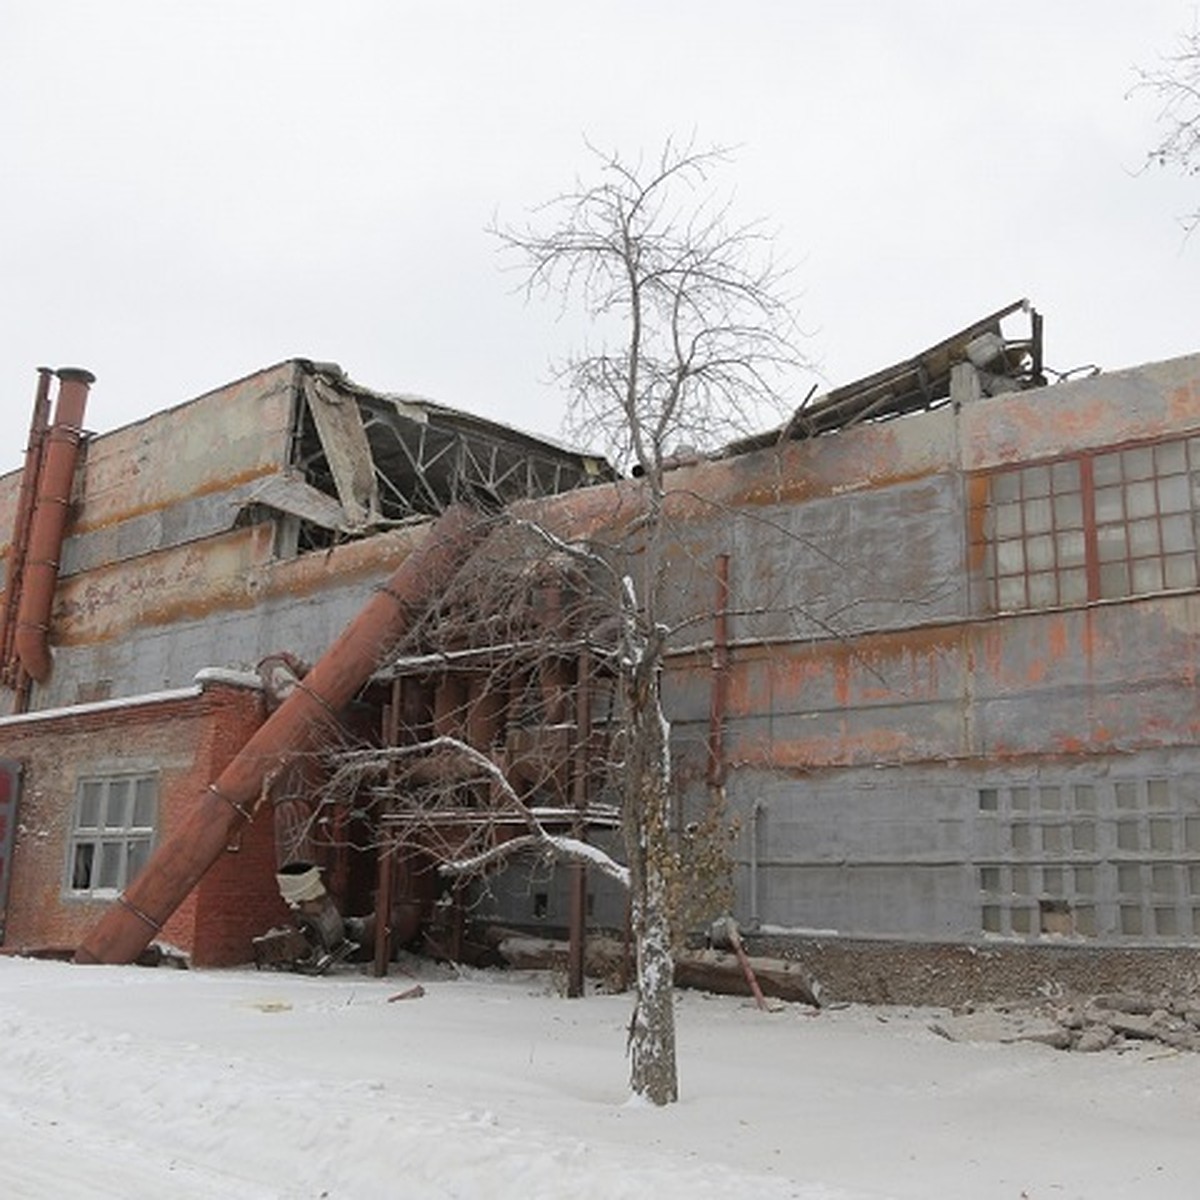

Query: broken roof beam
730 299 1041 454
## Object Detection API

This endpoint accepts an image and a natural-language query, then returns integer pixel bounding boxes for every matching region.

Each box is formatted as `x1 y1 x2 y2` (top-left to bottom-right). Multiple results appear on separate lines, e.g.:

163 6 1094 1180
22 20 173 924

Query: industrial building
2 303 1198 1000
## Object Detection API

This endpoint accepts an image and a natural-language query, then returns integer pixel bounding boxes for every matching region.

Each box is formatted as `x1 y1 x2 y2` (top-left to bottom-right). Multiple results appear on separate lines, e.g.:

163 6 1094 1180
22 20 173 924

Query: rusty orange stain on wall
833 657 850 707
50 520 434 648
68 464 281 537
729 724 912 771
964 475 990 570
703 624 965 719
1168 382 1200 426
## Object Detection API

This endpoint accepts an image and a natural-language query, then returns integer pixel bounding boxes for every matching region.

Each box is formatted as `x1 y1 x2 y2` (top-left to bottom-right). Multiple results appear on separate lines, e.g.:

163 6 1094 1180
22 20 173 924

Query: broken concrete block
1011 1021 1073 1050
1052 1004 1085 1030
1075 1024 1115 1053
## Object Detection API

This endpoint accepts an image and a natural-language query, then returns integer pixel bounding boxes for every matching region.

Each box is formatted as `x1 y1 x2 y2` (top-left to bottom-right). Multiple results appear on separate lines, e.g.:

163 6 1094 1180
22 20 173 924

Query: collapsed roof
242 361 616 545
727 299 1044 455
242 303 1044 539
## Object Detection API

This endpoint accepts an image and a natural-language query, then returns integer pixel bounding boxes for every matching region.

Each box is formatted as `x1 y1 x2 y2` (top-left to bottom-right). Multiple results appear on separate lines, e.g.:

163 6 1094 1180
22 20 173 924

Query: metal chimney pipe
14 368 94 684
0 368 55 689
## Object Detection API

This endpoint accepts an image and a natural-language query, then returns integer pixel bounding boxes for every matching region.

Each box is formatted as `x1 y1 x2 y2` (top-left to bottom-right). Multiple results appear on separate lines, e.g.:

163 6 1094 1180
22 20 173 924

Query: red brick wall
0 678 289 964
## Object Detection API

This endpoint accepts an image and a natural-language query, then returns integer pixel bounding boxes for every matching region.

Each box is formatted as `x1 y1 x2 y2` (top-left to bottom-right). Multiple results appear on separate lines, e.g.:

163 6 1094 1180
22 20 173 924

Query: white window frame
66 772 158 897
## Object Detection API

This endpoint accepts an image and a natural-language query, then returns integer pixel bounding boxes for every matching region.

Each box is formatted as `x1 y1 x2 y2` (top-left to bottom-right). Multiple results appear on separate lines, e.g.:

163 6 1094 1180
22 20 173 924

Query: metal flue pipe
14 368 95 684
75 504 490 966
0 368 55 689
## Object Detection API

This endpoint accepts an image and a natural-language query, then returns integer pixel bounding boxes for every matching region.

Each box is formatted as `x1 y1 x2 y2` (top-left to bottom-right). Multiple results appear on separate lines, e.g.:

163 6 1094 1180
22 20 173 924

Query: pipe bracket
208 782 254 823
292 677 339 719
116 893 163 932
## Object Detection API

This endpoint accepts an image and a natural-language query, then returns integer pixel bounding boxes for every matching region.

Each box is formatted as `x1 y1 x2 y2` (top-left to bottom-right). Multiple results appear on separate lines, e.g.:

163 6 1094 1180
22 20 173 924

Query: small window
67 773 157 896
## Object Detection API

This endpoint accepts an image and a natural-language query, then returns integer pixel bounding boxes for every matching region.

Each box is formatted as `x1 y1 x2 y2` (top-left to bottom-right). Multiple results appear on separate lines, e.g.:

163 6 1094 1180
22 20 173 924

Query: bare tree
315 521 633 902
491 140 807 1105
1136 21 1200 232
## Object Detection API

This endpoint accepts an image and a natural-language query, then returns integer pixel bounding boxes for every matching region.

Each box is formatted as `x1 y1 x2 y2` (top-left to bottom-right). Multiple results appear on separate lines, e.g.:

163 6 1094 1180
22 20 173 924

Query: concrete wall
659 351 1200 949
45 521 428 703
0 362 301 712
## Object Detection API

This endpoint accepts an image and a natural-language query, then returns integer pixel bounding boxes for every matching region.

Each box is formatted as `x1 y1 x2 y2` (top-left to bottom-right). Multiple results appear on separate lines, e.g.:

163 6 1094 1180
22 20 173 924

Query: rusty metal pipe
14 368 95 684
75 504 490 965
706 552 731 788
0 369 55 689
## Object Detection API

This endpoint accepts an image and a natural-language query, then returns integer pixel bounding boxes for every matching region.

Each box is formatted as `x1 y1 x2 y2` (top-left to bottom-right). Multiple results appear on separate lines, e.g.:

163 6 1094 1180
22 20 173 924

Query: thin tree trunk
623 660 678 1105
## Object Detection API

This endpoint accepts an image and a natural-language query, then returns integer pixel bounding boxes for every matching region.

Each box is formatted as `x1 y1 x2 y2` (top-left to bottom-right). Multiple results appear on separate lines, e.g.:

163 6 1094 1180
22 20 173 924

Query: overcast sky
1 1 1196 477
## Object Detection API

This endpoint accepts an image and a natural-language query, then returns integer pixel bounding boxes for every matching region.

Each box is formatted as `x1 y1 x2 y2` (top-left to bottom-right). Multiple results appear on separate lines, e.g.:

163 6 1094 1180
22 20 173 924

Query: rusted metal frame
915 362 934 407
0 369 54 690
457 435 495 503
1011 465 1032 612
480 446 529 504
567 647 591 998
975 450 1081 612
459 436 491 490
75 505 489 965
414 442 452 514
375 423 436 515
1030 308 1045 383
373 677 403 977
371 461 418 520
807 383 900 435
411 424 458 513
361 418 437 517
706 553 731 789
734 301 1038 452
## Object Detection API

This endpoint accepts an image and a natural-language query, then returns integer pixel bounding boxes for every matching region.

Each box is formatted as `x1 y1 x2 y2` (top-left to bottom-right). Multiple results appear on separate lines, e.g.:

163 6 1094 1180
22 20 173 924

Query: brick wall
0 677 289 965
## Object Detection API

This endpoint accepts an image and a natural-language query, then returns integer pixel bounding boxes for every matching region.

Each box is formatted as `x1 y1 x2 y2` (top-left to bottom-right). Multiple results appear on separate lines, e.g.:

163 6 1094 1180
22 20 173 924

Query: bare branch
493 140 810 479
1134 20 1200 232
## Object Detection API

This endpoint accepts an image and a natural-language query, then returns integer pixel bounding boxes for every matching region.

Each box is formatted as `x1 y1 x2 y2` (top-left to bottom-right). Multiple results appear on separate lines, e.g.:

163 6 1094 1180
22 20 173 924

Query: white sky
2 1 1197 477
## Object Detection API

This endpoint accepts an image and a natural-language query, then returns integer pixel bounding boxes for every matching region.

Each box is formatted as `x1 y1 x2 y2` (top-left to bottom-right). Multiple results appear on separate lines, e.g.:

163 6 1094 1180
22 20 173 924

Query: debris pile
930 991 1200 1053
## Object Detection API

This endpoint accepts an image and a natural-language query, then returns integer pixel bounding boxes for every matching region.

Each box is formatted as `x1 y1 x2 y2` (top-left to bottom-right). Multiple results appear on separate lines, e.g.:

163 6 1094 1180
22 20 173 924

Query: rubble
930 990 1200 1054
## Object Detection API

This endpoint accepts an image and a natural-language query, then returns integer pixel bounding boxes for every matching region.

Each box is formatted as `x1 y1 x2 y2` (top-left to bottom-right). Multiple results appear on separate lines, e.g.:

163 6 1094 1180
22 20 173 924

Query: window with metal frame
973 434 1200 614
67 773 157 895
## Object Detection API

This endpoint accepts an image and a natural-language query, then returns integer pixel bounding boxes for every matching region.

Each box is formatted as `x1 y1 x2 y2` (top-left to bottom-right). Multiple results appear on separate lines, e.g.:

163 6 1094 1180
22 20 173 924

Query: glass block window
976 775 1200 940
67 773 157 896
973 435 1200 613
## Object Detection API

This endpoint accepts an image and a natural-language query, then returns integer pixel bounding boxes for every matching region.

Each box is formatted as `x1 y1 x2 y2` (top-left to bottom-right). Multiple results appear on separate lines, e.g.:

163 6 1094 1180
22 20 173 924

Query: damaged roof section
243 361 616 546
728 299 1045 455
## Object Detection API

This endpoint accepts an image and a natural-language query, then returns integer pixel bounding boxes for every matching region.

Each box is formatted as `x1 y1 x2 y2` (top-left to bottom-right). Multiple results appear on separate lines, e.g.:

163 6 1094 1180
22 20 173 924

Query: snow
0 670 262 730
1 956 1196 1199
544 836 630 887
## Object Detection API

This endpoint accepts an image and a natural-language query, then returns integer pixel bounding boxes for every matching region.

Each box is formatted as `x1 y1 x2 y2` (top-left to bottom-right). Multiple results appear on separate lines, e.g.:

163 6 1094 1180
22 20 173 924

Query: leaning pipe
75 504 490 965
15 368 95 684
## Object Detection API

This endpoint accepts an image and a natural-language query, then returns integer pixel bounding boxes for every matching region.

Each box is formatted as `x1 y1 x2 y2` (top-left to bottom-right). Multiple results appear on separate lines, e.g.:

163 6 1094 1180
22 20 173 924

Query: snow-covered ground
1 955 1195 1199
